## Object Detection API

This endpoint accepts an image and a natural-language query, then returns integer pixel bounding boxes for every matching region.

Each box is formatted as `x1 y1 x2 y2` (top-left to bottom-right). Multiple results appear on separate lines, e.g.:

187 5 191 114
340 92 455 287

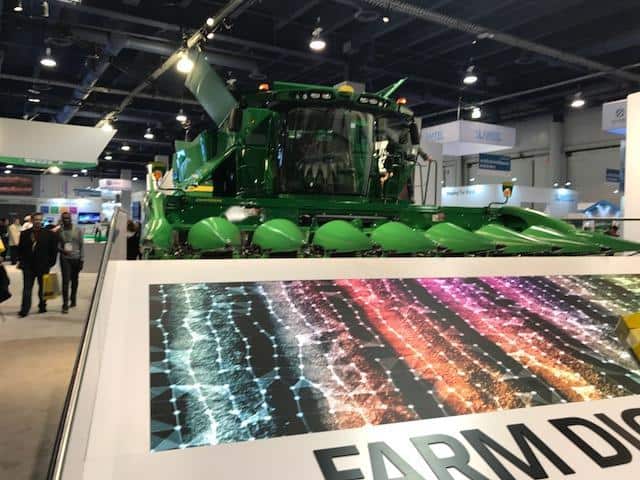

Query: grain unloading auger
143 51 640 258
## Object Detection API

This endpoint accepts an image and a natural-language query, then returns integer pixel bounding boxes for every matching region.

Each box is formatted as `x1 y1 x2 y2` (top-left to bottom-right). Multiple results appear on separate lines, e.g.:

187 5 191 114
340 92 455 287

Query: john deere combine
143 52 640 258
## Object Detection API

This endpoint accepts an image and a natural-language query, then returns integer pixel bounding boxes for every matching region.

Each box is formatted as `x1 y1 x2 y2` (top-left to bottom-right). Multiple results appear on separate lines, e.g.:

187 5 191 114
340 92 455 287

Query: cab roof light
396 97 408 105
258 83 270 91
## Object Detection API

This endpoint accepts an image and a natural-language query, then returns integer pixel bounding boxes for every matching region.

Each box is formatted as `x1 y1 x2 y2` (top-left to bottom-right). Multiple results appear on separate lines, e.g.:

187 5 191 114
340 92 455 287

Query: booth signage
99 178 132 191
479 154 511 171
602 99 627 135
422 120 516 156
606 168 621 183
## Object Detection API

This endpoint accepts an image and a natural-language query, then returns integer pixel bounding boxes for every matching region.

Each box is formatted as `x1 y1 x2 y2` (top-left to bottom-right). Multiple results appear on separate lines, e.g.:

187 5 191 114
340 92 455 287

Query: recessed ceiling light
564 181 572 187
121 144 131 151
132 177 139 181
309 24 326 52
463 65 478 85
382 15 390 23
13 1 23 12
28 97 41 103
570 96 585 109
176 108 188 123
206 17 215 27
144 127 155 140
104 155 113 160
40 47 57 68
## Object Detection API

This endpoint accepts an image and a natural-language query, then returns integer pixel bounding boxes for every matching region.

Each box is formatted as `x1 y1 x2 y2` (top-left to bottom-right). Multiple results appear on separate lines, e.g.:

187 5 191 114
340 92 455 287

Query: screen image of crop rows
149 274 640 452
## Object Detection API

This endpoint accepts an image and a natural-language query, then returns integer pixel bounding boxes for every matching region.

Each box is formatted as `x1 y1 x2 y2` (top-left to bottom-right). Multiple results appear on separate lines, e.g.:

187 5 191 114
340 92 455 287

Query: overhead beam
275 0 321 30
0 73 202 105
360 0 640 83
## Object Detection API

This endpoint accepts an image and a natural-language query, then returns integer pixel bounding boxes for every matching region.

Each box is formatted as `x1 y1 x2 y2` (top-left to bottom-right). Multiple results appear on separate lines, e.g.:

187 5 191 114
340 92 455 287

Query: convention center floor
0 265 96 480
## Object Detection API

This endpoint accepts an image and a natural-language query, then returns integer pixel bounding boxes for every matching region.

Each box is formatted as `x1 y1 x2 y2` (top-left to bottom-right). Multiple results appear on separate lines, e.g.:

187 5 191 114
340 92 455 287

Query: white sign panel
442 184 578 217
0 117 114 165
422 120 516 156
99 178 132 191
602 99 627 135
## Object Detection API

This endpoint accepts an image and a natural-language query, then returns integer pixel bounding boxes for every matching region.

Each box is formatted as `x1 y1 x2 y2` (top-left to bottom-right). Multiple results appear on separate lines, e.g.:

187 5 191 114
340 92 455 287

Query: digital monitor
78 212 101 224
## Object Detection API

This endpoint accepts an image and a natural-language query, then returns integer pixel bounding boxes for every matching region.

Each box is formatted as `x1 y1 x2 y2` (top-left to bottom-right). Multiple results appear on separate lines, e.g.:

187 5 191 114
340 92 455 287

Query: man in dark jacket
18 212 58 317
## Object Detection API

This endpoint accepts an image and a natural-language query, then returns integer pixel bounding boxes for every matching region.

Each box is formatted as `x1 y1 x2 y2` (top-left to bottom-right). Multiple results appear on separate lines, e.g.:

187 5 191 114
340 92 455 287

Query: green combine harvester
143 52 640 258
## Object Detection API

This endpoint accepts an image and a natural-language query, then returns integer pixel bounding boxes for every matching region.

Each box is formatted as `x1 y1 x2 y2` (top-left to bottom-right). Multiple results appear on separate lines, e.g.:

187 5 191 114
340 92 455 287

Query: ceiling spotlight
49 165 61 174
132 177 139 181
206 17 215 27
382 15 390 23
72 173 78 178
121 144 131 151
570 93 585 109
176 108 188 123
207 31 215 40
4 170 11 175
104 154 113 160
471 106 482 119
553 182 559 188
511 177 518 182
40 47 57 68
81 169 88 174
309 19 326 52
176 51 194 74
564 181 572 187
463 65 478 85
144 127 155 140
101 120 114 133
14 1 23 12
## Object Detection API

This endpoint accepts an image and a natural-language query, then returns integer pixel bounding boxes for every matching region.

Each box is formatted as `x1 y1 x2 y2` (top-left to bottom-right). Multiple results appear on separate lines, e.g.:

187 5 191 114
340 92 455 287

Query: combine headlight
310 92 321 99
321 93 332 100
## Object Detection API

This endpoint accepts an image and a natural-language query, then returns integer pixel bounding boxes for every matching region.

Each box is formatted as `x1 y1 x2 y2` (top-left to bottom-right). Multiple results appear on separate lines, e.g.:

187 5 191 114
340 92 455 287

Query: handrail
47 208 126 480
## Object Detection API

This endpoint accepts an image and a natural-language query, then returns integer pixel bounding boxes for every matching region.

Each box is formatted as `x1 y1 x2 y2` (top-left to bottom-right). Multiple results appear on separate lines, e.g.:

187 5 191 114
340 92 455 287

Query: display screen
78 212 101 224
149 274 640 452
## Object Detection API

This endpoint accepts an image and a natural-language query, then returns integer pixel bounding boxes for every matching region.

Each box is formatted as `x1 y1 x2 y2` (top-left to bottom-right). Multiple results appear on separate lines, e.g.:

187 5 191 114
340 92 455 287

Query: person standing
8 218 21 265
17 212 58 317
58 212 83 313
126 220 141 260
0 218 8 260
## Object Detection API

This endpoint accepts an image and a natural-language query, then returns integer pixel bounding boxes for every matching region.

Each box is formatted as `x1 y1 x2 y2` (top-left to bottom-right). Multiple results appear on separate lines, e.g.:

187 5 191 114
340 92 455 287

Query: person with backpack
58 212 84 313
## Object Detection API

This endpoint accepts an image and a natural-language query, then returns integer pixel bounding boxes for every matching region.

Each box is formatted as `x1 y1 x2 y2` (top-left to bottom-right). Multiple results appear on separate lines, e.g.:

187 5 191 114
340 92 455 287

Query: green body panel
313 220 372 253
425 222 496 254
252 219 304 253
474 224 550 255
522 226 602 255
187 217 241 251
370 221 436 254
144 191 173 250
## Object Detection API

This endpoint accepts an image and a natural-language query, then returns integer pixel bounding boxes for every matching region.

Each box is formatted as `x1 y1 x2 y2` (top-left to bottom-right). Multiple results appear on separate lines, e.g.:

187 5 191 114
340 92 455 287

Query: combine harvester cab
142 52 640 258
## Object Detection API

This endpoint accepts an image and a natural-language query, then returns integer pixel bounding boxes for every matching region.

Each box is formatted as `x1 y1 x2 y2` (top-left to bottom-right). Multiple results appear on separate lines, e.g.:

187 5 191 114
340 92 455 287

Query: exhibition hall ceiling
0 0 639 177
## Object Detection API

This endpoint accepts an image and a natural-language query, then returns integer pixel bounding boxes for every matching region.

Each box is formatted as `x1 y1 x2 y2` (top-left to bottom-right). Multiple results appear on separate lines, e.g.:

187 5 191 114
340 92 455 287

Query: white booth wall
437 107 623 205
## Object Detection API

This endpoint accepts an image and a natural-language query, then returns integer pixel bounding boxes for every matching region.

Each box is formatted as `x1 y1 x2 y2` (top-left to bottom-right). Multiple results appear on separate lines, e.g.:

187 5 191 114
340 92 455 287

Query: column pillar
624 92 640 241
120 169 132 216
549 114 567 187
